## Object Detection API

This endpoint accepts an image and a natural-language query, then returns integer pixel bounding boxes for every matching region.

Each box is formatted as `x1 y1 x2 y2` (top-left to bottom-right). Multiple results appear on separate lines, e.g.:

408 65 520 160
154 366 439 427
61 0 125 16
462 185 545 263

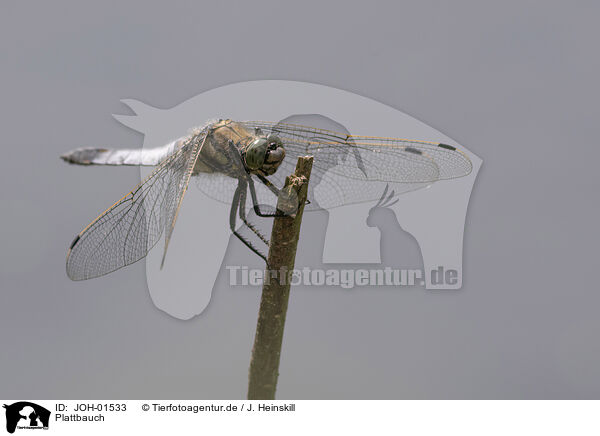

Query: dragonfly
61 119 472 280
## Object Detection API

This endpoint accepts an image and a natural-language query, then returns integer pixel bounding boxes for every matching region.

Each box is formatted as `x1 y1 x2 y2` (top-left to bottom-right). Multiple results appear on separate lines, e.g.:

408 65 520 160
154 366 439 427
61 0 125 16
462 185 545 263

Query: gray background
1 1 599 399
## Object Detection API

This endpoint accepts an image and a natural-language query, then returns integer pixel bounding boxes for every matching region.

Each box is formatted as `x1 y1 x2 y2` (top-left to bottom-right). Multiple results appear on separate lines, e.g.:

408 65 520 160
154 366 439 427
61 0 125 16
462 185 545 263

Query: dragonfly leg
255 173 281 197
230 180 267 262
247 176 286 218
256 173 311 206
238 183 269 246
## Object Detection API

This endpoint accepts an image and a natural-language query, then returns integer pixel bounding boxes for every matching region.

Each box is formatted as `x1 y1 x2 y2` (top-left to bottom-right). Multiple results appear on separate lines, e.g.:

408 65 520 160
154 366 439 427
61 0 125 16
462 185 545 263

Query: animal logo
367 185 423 270
72 81 480 319
3 402 50 433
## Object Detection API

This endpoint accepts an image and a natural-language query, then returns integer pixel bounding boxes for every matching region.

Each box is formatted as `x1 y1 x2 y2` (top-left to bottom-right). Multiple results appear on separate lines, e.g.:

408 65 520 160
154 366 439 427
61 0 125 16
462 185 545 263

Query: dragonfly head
244 134 285 176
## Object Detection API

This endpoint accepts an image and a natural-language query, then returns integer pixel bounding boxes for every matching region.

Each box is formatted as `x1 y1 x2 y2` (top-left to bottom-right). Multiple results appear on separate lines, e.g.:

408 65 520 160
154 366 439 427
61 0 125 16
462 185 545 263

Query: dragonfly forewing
239 121 472 210
66 129 207 280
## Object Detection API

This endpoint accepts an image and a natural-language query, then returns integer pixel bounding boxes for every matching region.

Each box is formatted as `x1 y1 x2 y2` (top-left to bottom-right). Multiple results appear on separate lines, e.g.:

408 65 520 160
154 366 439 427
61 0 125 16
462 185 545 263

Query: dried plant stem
247 156 313 400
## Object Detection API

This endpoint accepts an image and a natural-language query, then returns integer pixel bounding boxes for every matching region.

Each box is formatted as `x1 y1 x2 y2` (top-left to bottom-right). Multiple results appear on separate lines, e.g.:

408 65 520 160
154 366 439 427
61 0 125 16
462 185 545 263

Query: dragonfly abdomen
60 139 182 166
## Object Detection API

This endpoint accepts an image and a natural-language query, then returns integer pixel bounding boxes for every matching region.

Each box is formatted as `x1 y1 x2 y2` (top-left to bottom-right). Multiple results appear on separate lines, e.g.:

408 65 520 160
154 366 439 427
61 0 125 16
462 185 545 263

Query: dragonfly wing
66 129 207 280
345 135 473 181
160 132 208 267
241 121 472 209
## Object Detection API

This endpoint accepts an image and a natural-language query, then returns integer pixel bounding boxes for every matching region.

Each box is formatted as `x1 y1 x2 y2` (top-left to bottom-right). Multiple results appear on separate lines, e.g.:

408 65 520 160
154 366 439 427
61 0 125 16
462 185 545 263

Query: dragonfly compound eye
267 134 282 148
244 138 268 170
261 136 286 175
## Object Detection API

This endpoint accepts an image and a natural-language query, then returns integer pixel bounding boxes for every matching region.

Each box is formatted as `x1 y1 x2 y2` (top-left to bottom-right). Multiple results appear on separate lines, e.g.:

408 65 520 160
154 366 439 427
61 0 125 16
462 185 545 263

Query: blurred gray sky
1 1 599 399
